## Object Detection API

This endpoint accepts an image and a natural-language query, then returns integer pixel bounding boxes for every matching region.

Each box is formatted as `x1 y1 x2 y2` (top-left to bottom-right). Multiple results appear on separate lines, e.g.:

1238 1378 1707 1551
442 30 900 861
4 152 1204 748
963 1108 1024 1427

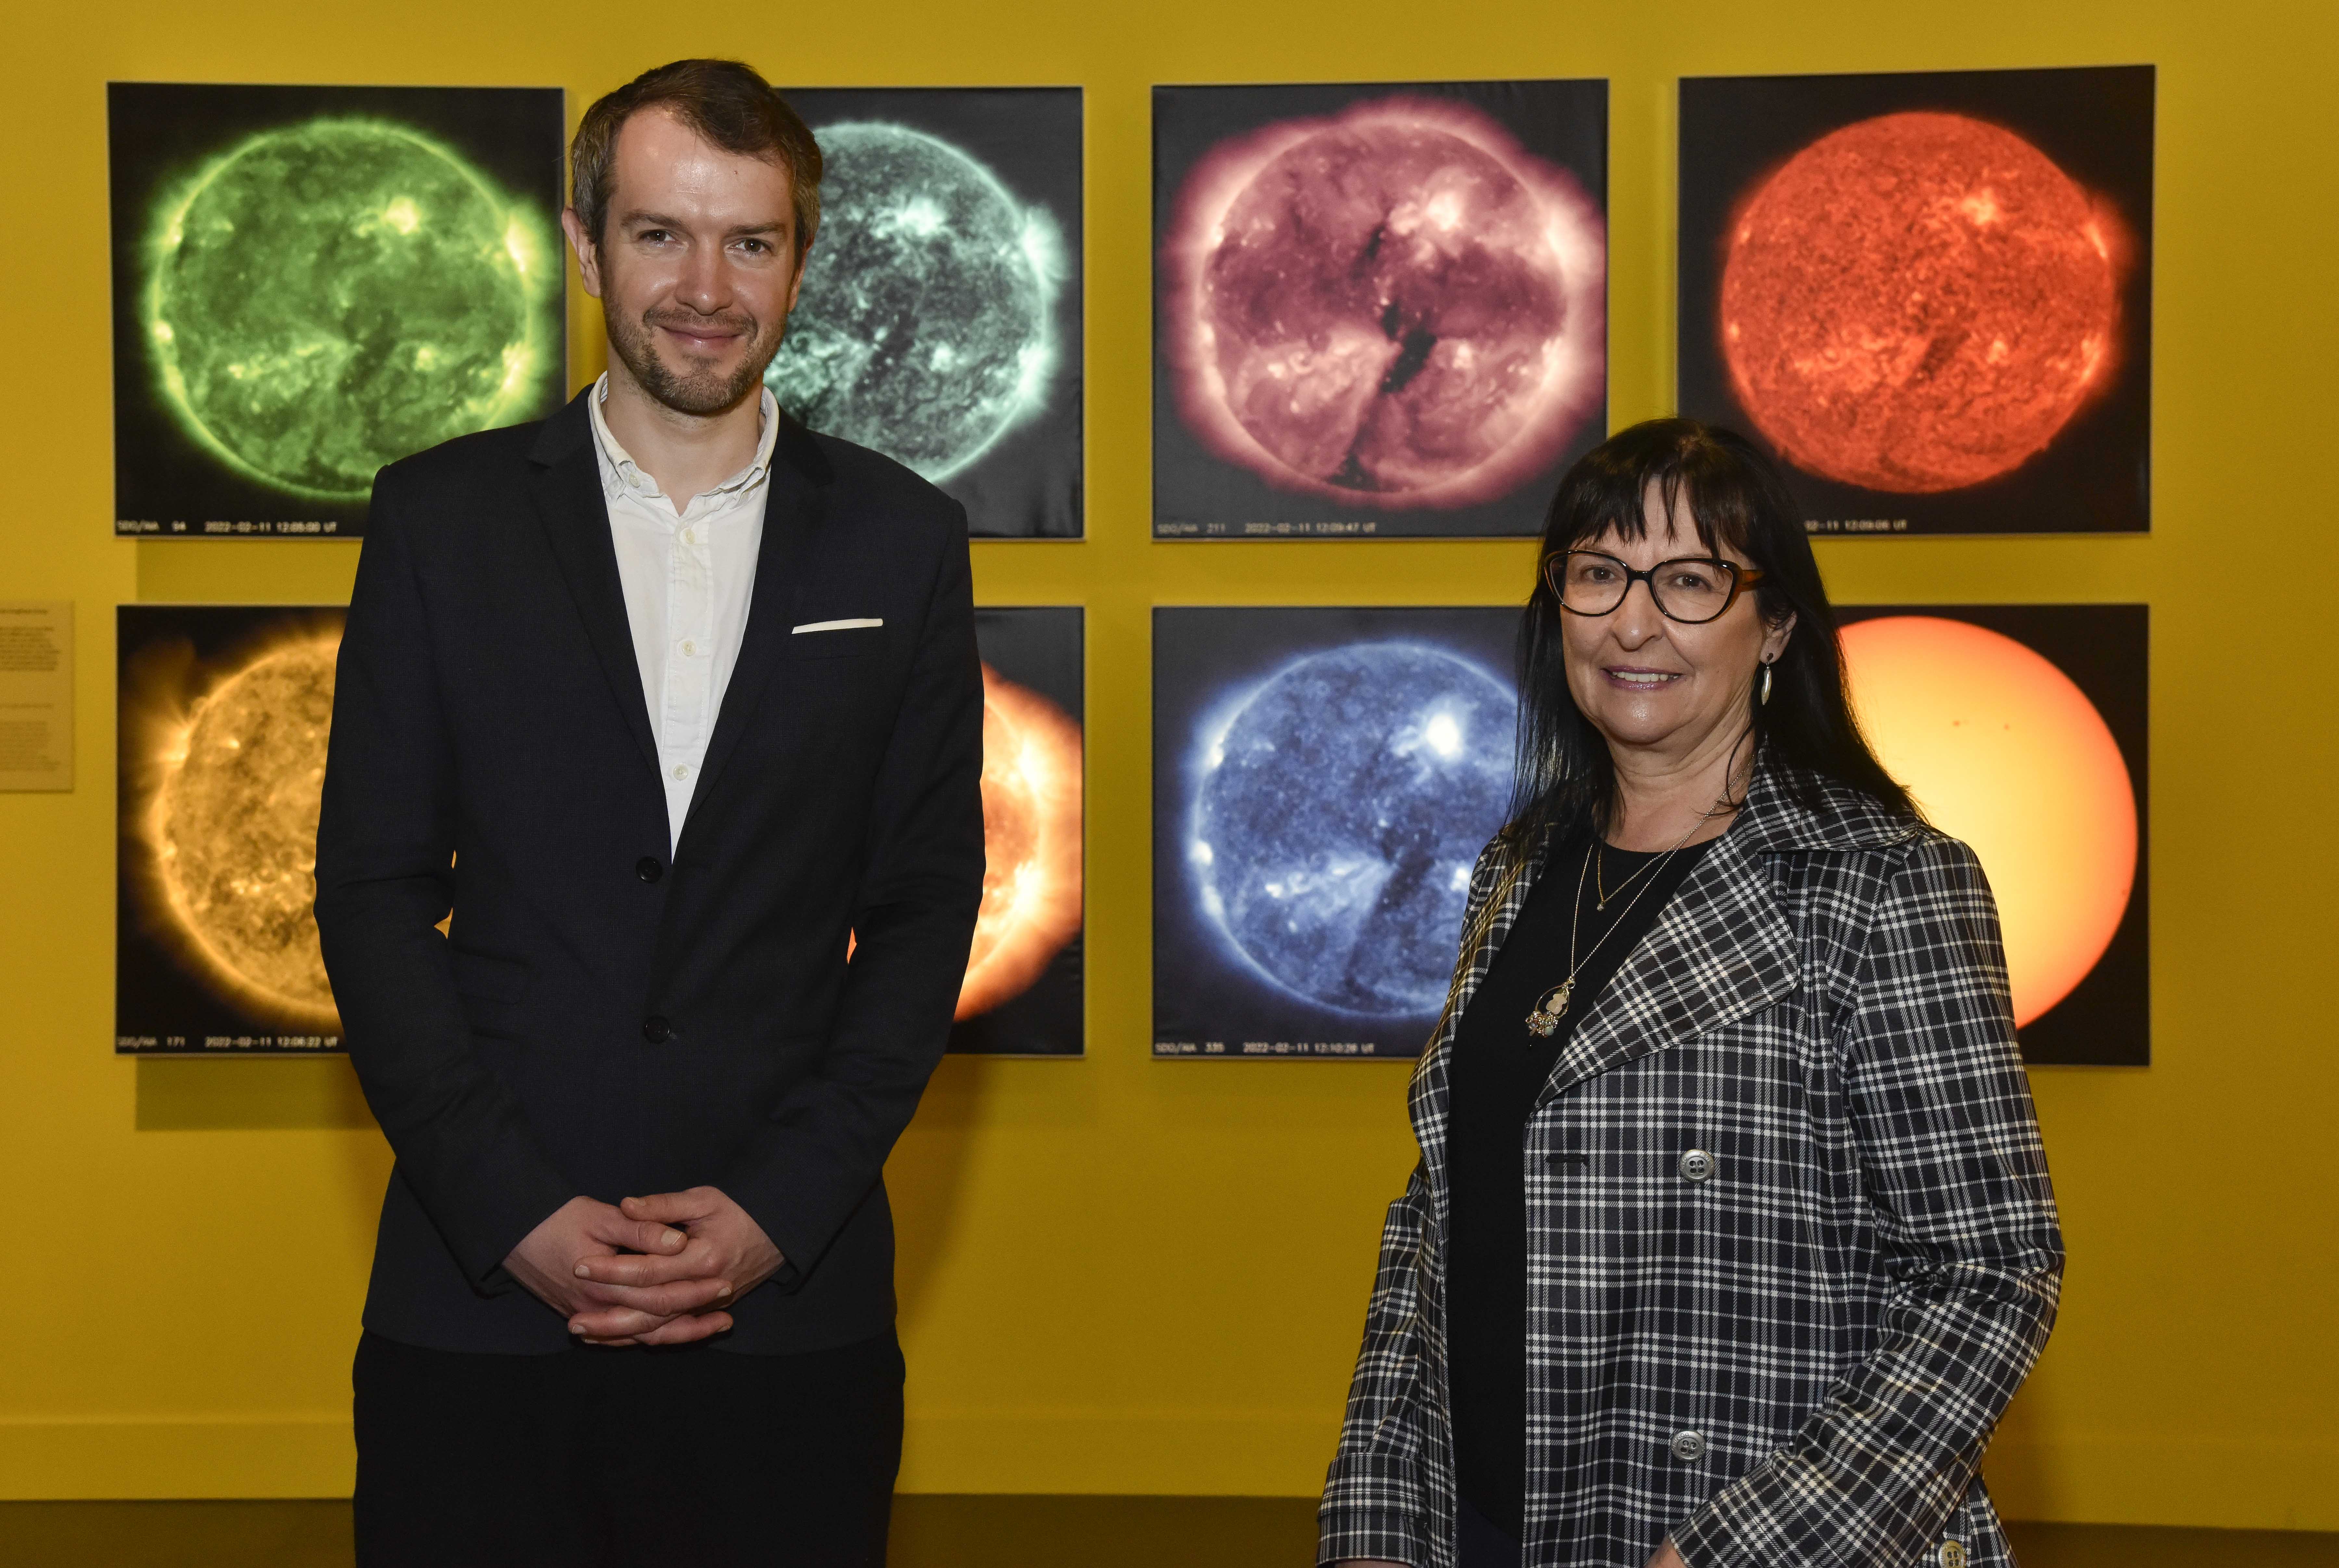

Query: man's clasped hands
503 1187 785 1346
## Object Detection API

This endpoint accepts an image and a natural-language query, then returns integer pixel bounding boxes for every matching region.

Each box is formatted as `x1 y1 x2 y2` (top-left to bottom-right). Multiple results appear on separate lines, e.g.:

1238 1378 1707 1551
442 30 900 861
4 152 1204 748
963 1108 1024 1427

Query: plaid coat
1320 759 2063 1568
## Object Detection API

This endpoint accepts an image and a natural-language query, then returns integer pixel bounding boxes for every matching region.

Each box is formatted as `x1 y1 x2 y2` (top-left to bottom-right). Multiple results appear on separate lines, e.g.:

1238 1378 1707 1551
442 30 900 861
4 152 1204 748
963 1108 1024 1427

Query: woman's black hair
1502 417 1917 849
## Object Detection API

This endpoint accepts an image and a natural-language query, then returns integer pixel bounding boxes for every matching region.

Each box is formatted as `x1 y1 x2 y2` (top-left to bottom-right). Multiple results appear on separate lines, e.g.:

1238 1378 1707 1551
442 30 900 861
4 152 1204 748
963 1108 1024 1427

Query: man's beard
605 303 782 417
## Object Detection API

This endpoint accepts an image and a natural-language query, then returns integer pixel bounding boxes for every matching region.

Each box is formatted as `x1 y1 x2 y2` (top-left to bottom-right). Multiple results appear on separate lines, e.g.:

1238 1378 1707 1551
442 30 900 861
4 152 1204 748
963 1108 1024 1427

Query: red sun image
1163 97 1604 508
957 664 1083 1020
1721 112 2122 493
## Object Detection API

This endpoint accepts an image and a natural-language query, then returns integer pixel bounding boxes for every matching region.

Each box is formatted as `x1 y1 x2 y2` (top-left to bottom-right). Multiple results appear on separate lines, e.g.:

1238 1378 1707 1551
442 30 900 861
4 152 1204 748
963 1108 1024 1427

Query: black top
1444 831 1717 1539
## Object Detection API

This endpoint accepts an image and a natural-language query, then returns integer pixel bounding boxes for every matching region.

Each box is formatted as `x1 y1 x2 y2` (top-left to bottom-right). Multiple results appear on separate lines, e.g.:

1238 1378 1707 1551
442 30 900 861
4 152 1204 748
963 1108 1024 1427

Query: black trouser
352 1328 903 1567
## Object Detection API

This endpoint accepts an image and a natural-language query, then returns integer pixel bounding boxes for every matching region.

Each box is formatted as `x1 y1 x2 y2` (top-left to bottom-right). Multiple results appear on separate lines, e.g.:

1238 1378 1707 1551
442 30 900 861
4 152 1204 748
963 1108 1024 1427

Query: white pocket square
791 618 883 634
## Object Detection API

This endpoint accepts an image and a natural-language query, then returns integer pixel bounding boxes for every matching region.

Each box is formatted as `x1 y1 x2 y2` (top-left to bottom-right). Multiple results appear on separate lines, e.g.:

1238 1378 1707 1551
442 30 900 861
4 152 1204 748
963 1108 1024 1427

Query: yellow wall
2 0 2333 1530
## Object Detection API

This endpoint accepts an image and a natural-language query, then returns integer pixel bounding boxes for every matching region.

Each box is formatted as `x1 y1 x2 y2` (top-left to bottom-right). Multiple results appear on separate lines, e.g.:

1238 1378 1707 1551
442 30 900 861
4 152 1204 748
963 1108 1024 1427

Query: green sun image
766 123 1061 483
145 118 558 502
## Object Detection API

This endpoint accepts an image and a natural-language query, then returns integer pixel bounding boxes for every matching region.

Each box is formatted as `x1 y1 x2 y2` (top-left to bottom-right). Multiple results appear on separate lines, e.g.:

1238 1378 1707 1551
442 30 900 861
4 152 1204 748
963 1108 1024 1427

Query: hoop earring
1758 659 1773 706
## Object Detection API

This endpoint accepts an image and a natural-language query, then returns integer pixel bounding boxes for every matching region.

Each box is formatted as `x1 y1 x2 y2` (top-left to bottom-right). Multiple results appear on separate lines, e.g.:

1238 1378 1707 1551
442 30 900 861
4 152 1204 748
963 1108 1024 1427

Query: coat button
1940 1544 1969 1568
1670 1429 1707 1462
641 1015 672 1044
1679 1148 1716 1183
635 857 664 883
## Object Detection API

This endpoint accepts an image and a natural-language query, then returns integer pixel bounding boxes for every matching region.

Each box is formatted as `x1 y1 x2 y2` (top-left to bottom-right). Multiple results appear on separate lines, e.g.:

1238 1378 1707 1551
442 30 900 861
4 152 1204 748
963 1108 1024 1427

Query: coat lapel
1410 758 1865 1125
674 416 834 845
1410 833 1549 1195
1532 827 1799 1108
528 393 660 779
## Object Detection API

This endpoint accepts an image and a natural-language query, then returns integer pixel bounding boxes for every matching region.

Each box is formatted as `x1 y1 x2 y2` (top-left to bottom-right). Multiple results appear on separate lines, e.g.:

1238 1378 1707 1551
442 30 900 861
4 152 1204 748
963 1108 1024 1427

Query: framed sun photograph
108 83 567 538
1837 603 2149 1064
1154 80 1607 539
1679 66 2154 536
1153 606 1521 1058
773 88 1084 538
118 605 346 1054
952 607 1084 1056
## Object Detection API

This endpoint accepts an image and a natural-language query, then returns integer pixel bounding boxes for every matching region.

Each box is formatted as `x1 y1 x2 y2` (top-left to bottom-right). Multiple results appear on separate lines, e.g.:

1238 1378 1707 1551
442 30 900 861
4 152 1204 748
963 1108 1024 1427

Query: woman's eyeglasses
1542 550 1765 626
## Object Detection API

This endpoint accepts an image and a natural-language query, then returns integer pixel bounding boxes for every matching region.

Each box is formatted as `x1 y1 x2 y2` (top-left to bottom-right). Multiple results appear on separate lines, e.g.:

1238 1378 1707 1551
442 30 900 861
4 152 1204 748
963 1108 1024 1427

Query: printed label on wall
0 601 73 792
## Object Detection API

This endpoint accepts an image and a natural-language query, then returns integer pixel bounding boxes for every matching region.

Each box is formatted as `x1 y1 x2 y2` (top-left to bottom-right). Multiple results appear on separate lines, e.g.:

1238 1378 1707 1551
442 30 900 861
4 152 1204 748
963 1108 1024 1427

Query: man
314 58 984 1566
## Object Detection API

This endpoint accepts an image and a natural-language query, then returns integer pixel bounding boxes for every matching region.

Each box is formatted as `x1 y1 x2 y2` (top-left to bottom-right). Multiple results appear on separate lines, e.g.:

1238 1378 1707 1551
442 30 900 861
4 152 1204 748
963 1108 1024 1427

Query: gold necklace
1525 821 1701 1039
1594 842 1667 911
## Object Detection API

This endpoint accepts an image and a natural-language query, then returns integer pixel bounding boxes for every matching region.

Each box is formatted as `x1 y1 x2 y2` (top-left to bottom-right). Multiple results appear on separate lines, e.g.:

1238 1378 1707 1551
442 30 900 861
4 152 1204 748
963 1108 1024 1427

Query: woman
1320 420 2062 1568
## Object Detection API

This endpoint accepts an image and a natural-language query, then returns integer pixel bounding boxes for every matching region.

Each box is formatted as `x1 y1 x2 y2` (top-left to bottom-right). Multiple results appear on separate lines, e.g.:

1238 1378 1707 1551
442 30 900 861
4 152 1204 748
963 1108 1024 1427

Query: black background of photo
1152 80 1608 539
952 607 1086 1056
1153 606 1520 1059
780 87 1085 539
108 83 567 539
117 605 349 1054
1839 603 2149 1065
1678 66 2155 536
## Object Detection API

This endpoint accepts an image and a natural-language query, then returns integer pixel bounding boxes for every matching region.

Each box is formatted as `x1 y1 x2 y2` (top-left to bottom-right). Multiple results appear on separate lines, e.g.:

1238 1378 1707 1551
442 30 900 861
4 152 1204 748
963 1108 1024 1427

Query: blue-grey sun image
143 118 558 502
1190 643 1514 1017
765 122 1063 484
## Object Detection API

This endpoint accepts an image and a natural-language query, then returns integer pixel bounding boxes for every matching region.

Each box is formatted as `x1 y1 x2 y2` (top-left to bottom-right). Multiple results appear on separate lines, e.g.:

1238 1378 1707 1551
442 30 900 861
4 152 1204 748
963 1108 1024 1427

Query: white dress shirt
588 374 781 850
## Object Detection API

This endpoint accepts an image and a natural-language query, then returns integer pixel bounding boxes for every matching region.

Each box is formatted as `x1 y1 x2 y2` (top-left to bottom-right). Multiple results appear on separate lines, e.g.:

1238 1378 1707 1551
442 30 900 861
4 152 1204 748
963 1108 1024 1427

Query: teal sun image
766 123 1062 484
145 118 557 502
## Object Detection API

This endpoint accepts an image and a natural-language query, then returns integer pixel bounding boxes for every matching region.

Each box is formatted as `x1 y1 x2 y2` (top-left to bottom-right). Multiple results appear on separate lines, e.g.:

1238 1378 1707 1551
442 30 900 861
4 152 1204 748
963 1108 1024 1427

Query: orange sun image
1840 616 2136 1027
123 618 345 1033
958 664 1084 1019
1721 112 2122 493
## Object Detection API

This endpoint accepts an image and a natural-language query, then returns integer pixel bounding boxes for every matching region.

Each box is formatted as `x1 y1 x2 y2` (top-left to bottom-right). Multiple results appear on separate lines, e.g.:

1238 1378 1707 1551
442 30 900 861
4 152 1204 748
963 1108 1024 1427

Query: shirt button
680 528 696 545
641 1015 672 1044
681 639 697 656
672 764 689 781
635 857 663 883
1679 1149 1716 1183
1670 1430 1707 1462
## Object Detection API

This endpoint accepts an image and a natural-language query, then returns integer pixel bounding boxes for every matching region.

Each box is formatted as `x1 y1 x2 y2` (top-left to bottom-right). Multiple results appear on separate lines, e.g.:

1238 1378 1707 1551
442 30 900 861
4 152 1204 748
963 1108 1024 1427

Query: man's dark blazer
314 386 985 1356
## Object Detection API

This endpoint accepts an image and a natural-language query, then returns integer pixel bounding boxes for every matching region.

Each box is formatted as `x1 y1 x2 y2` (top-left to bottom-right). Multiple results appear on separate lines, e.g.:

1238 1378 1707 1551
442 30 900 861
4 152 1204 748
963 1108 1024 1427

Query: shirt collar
587 372 780 505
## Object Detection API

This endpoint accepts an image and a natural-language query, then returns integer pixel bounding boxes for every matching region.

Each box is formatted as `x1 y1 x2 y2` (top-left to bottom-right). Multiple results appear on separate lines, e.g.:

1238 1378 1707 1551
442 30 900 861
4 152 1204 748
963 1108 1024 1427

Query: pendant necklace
1594 842 1666 911
1524 819 1703 1040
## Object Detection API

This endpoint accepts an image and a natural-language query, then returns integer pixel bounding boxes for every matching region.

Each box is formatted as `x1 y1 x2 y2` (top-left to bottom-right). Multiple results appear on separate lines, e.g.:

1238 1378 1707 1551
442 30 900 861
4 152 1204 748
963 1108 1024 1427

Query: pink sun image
1162 97 1605 509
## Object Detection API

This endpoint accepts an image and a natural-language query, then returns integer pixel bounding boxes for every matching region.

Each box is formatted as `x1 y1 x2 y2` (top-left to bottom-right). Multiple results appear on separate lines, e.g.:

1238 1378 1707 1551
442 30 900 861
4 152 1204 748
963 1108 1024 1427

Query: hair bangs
1556 445 1756 566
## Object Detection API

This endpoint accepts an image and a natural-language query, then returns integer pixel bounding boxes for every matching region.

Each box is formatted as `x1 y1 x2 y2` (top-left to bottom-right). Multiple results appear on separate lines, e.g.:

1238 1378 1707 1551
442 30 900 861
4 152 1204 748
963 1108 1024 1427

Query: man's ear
560 208 604 300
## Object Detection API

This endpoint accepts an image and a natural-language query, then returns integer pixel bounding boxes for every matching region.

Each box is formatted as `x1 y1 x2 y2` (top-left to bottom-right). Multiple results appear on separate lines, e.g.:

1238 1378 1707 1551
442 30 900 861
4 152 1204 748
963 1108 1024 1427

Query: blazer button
635 857 664 883
1670 1429 1707 1462
641 1015 672 1044
1679 1148 1716 1183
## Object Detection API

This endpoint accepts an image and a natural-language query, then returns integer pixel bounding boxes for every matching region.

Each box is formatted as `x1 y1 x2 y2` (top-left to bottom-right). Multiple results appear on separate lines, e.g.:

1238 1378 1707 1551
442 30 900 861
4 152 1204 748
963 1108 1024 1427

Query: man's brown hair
570 59 823 260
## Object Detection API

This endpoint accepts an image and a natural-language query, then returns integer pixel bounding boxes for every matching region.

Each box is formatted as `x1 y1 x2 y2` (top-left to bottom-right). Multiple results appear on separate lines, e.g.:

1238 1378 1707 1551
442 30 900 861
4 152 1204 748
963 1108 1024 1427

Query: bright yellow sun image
1841 615 2136 1027
131 625 343 1031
